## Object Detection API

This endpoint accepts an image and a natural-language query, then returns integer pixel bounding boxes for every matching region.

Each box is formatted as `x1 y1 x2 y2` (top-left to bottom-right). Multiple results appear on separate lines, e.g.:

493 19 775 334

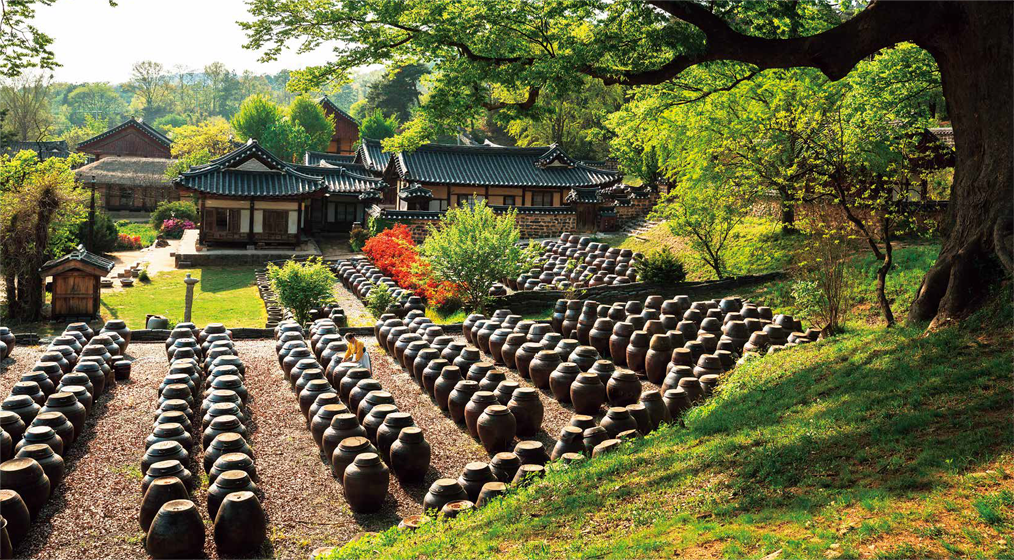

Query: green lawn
115 222 159 247
331 298 1012 559
100 267 266 329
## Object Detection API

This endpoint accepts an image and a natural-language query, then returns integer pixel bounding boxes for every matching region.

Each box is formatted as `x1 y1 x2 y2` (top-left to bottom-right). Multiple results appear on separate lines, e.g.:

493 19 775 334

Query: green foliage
364 281 397 317
48 212 86 258
359 108 399 141
419 200 537 312
349 222 369 252
634 247 687 284
152 114 187 133
362 64 430 123
0 150 87 320
138 268 151 283
231 93 284 142
165 118 234 179
149 201 198 228
66 83 126 127
288 94 334 152
652 176 758 280
267 257 335 324
77 210 119 253
261 119 311 163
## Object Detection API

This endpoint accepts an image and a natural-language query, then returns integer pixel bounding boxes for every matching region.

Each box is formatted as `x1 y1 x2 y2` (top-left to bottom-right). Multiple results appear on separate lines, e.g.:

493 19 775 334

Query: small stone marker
183 273 200 322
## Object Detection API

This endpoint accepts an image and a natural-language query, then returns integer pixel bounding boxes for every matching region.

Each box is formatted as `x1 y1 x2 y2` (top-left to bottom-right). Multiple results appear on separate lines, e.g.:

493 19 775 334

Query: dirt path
331 281 376 328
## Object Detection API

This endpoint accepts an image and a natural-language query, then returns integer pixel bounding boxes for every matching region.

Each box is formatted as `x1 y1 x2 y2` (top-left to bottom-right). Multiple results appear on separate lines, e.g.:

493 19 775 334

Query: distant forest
0 61 385 149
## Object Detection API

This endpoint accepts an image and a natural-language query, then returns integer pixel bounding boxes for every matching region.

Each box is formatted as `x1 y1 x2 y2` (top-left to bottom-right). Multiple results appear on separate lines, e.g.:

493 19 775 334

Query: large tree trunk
909 2 1014 326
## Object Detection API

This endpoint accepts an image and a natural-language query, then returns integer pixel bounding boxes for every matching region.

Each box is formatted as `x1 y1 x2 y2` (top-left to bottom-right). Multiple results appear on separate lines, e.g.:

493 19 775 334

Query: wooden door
576 204 598 233
52 272 97 317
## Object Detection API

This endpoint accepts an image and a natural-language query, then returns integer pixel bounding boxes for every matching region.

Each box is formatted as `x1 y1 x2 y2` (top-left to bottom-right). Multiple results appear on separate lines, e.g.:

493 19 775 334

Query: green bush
149 201 198 228
365 282 397 317
76 211 118 253
267 257 336 324
634 247 687 284
349 223 370 252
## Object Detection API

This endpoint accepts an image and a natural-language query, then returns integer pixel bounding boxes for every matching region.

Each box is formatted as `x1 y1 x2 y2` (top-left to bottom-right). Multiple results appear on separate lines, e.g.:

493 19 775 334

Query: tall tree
243 0 1012 326
204 62 242 117
288 94 334 152
231 93 283 142
66 82 125 127
0 71 54 141
0 150 86 320
126 60 171 121
362 63 429 123
359 108 398 141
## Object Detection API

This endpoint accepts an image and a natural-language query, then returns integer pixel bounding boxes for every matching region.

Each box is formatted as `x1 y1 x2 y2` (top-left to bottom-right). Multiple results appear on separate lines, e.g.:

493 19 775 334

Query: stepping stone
120 278 134 287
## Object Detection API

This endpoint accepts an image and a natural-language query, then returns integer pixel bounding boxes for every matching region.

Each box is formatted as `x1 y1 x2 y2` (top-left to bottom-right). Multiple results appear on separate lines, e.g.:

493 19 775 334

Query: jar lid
483 404 510 416
398 426 424 442
339 436 371 451
216 469 251 488
353 452 382 467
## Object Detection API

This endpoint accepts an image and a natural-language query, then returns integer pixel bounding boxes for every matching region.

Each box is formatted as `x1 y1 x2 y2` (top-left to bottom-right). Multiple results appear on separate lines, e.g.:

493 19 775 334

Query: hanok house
174 140 386 245
40 245 114 319
317 97 360 155
374 143 620 232
75 156 178 214
74 118 175 215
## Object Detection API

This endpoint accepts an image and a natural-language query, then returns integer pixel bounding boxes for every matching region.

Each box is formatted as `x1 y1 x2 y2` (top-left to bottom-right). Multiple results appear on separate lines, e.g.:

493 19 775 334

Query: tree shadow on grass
607 326 1011 517
198 268 258 295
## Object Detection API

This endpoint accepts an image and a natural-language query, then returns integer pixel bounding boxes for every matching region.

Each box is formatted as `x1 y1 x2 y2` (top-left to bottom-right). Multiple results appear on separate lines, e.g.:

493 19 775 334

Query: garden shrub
76 211 118 253
634 246 687 284
363 224 460 309
267 257 336 324
160 218 196 239
150 200 198 228
349 223 370 252
365 282 398 316
419 200 537 312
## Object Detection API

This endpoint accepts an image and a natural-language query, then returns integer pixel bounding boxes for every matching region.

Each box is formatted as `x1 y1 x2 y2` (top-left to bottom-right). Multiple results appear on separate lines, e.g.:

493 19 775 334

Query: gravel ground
0 313 659 559
331 283 375 328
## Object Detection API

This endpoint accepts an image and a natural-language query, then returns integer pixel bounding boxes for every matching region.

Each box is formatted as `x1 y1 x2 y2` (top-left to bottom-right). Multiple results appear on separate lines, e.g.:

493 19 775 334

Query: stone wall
492 272 784 314
614 196 657 225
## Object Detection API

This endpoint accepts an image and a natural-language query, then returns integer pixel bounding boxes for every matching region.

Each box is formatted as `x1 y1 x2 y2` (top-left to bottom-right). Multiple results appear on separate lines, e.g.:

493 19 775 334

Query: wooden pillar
198 195 206 245
248 199 255 243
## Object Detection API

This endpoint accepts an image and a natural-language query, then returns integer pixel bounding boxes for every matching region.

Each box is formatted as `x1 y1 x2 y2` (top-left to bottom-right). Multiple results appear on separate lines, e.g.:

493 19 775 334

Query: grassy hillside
331 302 1012 559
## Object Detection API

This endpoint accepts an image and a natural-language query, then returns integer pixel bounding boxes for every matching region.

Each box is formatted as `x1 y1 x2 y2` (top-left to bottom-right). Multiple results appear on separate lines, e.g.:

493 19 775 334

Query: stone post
183 273 200 323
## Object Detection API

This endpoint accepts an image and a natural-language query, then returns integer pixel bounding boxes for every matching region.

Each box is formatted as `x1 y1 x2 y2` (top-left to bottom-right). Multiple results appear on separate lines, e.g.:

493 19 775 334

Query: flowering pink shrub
161 218 196 239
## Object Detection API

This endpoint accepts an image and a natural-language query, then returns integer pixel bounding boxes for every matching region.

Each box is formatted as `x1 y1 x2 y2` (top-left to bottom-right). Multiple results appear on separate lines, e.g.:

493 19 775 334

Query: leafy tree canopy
288 94 334 152
359 108 399 141
231 93 284 142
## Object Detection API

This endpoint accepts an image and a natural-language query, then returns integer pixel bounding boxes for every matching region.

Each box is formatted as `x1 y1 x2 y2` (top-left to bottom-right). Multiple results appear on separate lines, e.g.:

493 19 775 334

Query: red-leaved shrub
362 225 459 309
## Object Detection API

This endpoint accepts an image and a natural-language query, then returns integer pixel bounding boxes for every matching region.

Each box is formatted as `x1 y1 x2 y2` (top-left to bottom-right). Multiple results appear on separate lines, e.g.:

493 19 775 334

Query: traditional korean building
382 142 620 218
318 97 360 155
174 140 386 246
74 118 175 216
75 156 178 214
76 118 172 160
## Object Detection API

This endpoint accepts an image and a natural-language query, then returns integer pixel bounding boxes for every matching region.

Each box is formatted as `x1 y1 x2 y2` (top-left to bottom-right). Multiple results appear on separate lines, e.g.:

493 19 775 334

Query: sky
32 0 338 83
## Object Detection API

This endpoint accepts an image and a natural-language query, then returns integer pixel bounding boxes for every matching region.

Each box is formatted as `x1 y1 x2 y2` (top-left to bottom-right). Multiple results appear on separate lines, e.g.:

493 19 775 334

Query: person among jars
343 333 372 372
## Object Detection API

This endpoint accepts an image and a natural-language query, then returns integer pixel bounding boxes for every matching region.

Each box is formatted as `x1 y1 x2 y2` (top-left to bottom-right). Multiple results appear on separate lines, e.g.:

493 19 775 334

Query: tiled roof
40 245 115 275
354 138 391 173
393 143 620 188
565 187 603 204
376 208 443 220
317 97 360 125
290 164 386 195
175 140 326 198
77 118 172 150
398 183 433 200
304 151 357 166
358 188 384 201
75 156 174 187
928 127 954 147
491 205 576 215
